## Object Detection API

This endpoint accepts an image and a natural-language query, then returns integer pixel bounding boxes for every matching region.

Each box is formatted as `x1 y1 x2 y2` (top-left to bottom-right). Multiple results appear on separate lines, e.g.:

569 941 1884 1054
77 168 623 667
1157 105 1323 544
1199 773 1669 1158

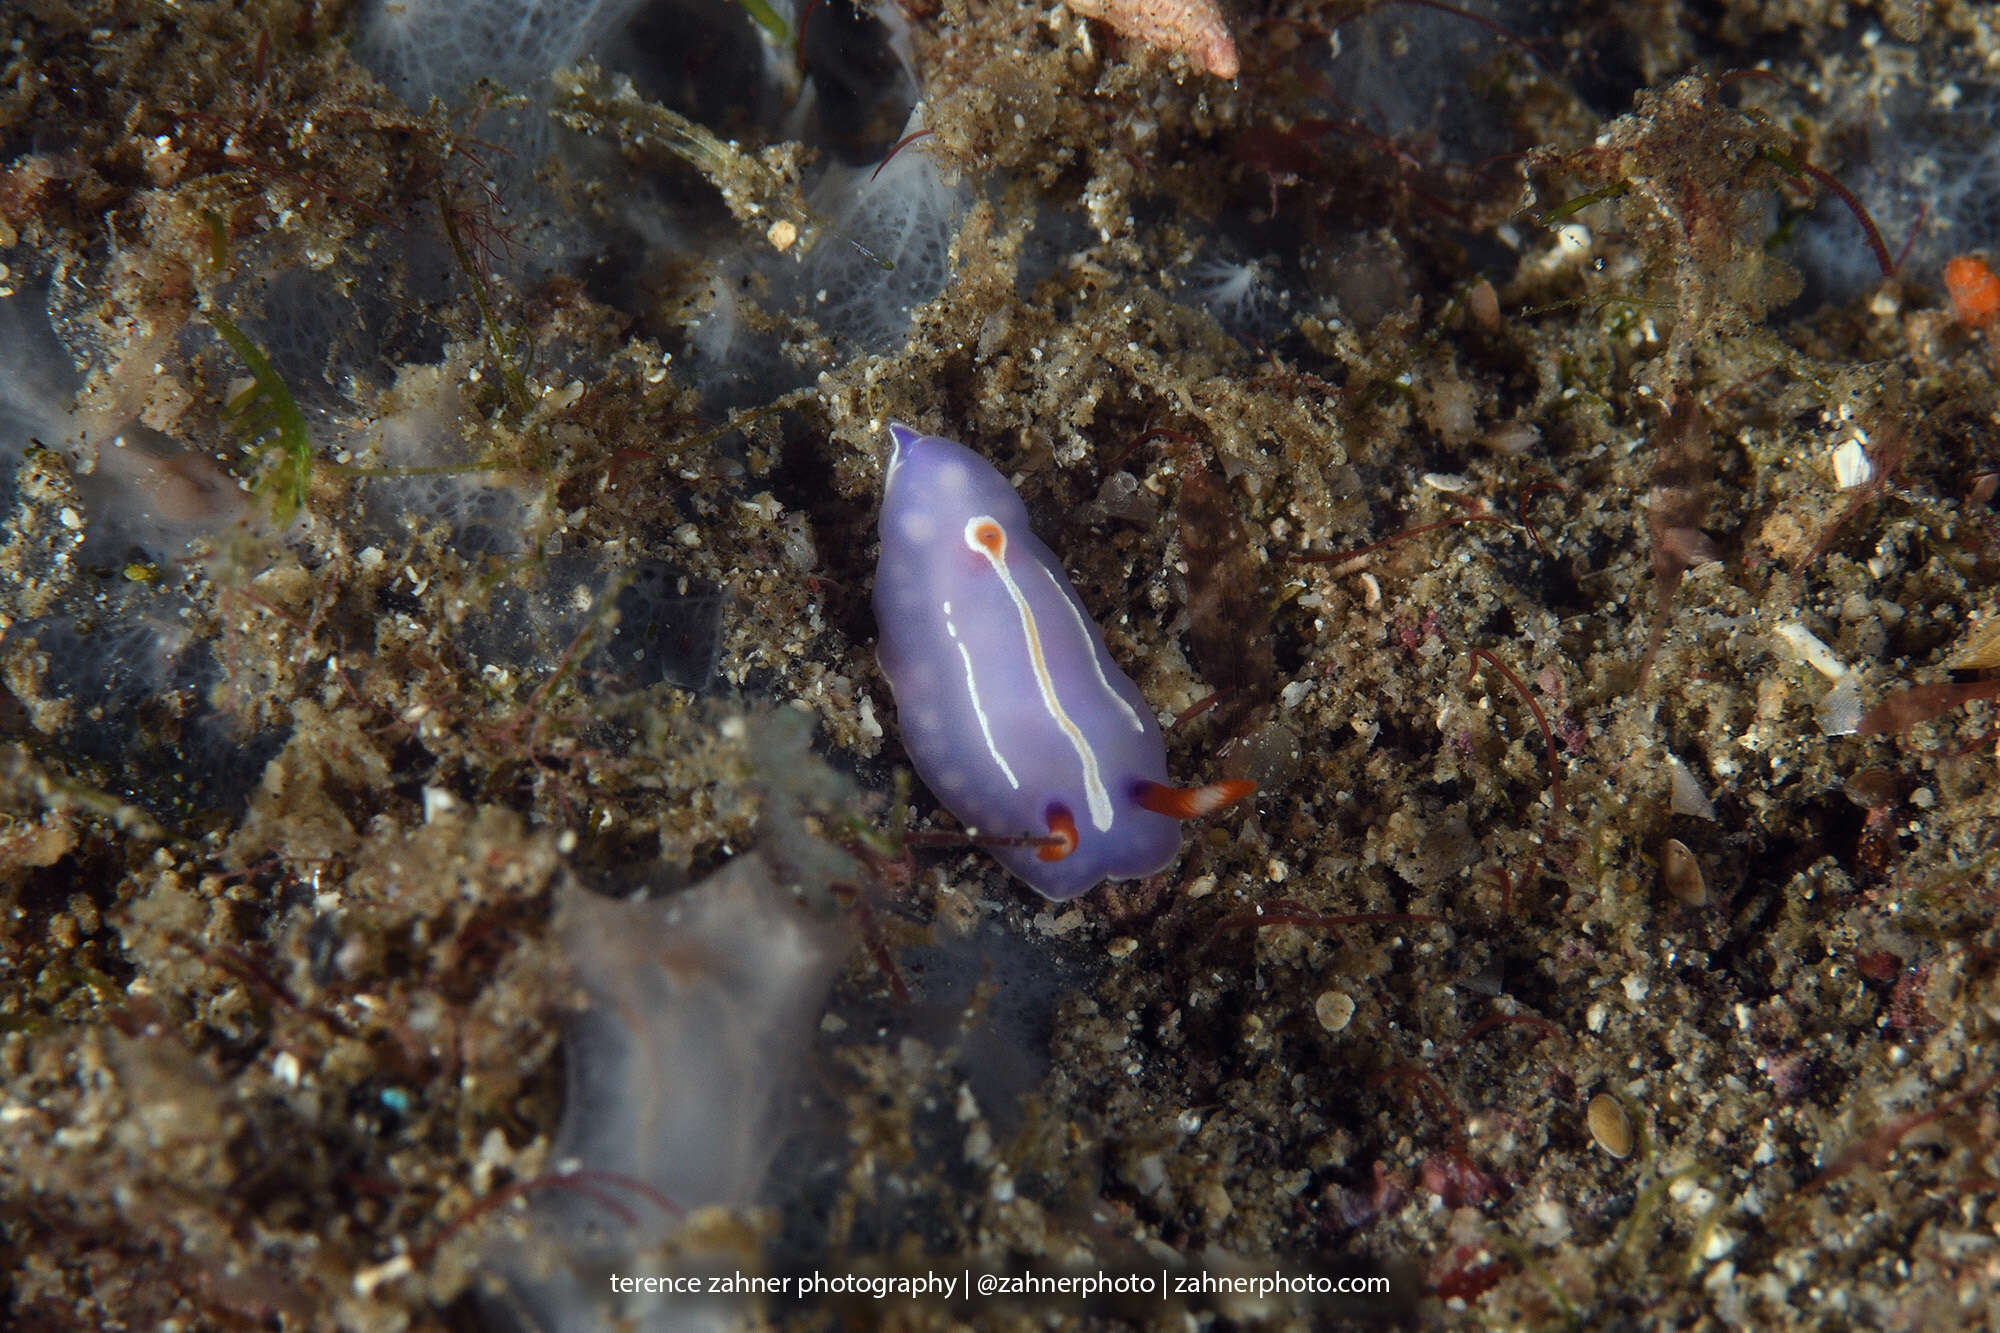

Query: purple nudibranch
872 423 1253 899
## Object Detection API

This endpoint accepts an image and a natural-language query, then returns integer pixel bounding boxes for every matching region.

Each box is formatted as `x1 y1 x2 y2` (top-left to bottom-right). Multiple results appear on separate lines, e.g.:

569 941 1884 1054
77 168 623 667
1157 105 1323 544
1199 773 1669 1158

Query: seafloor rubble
2 0 1999 1328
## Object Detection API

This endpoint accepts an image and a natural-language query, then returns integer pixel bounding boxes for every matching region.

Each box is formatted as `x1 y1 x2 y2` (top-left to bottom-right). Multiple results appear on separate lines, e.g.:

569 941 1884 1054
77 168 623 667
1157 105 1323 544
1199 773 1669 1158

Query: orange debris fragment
1944 254 2000 328
1065 0 1240 80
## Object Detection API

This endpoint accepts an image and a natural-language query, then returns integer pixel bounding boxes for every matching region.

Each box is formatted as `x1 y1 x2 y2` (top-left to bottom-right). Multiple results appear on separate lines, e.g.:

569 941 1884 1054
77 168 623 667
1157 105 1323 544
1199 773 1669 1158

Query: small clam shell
1587 1092 1633 1159
1660 837 1707 906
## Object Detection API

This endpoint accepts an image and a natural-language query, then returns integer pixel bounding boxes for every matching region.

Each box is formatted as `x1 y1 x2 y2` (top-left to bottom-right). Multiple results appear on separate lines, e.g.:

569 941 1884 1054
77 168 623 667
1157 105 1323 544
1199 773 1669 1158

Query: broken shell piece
1587 1092 1634 1158
1946 608 2000 671
1660 837 1707 906
1773 622 1849 681
1830 438 1872 490
1816 675 1864 737
1824 676 1864 736
1667 756 1716 820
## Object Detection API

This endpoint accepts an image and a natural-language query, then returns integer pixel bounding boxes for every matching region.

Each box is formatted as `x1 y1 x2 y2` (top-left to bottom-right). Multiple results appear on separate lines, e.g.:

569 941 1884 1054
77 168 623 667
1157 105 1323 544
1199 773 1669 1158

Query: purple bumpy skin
873 422 1180 899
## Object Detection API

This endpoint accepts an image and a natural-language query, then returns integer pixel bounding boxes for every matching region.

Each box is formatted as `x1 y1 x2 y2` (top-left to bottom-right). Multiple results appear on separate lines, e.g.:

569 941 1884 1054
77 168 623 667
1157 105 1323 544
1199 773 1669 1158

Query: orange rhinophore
1944 254 2000 328
1132 779 1257 819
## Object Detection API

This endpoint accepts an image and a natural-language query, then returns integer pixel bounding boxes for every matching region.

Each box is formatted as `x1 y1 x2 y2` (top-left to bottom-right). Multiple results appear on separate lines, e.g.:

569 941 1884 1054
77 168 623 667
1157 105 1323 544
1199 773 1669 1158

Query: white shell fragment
1769 618 1866 735
1816 676 1864 737
1946 609 2000 671
1667 756 1716 820
1773 622 1849 681
421 786 457 823
1830 437 1872 490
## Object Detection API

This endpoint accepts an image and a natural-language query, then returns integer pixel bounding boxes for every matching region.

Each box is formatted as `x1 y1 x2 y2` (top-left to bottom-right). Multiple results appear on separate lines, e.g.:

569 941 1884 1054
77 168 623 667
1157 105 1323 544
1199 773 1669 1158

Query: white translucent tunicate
493 853 844 1328
799 109 968 353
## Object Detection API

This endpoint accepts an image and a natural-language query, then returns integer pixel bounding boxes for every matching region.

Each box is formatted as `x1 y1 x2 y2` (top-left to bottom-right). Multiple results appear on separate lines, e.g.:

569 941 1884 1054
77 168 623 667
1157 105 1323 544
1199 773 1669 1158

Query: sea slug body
872 423 1251 900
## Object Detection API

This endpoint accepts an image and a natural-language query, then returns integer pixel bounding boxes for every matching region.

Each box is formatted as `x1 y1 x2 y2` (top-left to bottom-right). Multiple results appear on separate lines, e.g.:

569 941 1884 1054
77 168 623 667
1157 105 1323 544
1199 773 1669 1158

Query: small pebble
1314 990 1355 1032
1467 277 1500 332
1587 1092 1633 1158
1481 420 1541 456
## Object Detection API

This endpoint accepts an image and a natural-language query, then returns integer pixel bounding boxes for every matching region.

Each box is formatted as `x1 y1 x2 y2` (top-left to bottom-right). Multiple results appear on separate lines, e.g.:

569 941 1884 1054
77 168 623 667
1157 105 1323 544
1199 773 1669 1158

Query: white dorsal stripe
945 609 1018 789
1037 558 1146 733
965 516 1115 831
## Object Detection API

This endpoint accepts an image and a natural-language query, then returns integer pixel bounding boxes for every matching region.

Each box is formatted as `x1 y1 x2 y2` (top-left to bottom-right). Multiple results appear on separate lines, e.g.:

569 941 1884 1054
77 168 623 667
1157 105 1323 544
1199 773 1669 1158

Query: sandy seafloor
4 0 2000 1327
